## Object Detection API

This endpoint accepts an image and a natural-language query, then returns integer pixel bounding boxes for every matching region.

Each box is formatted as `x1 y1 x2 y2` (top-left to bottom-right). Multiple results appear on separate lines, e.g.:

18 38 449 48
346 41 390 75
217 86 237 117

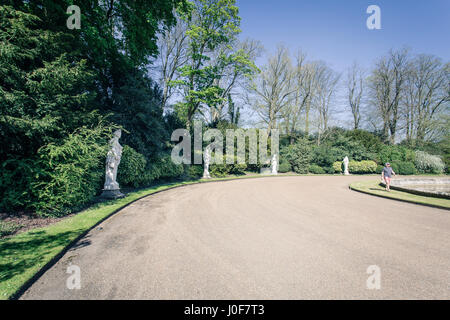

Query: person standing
381 163 396 191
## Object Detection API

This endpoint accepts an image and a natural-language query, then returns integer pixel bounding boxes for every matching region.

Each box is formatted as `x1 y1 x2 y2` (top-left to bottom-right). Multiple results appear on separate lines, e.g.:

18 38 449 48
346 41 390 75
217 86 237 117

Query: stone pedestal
101 189 125 200
202 171 211 179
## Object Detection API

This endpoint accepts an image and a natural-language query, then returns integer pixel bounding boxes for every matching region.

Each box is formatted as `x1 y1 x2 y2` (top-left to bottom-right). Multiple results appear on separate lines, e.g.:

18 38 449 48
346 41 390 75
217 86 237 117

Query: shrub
188 165 204 179
390 161 417 175
332 161 343 173
148 155 184 181
325 166 335 174
229 163 247 175
346 129 383 152
348 160 377 174
118 146 147 188
308 164 325 174
210 163 230 177
278 161 291 173
281 140 311 174
377 145 415 164
31 125 112 216
415 151 445 174
0 158 39 211
376 165 384 174
209 155 247 177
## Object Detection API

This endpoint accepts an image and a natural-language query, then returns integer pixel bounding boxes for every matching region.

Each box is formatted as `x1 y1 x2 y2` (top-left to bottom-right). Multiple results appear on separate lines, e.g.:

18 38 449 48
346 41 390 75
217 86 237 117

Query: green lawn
350 180 450 210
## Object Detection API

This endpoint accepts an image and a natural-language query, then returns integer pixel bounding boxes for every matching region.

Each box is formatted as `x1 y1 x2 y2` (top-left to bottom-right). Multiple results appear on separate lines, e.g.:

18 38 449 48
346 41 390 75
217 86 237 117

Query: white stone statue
343 156 350 175
102 129 124 198
271 153 278 175
202 146 211 179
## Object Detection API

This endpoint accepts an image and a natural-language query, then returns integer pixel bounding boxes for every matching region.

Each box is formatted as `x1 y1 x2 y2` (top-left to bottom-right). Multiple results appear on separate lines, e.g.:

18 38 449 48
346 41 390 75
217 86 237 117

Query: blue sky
236 0 450 72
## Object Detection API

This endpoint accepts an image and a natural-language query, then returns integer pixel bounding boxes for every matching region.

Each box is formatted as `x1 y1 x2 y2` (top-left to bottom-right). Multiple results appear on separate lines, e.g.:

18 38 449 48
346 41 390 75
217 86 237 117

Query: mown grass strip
349 180 450 210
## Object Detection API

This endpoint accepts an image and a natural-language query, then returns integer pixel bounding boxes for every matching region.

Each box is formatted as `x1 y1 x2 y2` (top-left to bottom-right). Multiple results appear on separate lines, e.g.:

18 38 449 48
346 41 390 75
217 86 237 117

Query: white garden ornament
102 129 125 199
343 156 350 175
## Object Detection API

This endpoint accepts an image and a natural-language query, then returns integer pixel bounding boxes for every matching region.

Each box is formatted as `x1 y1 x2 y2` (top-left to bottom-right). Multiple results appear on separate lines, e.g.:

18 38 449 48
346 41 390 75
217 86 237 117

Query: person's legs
385 177 391 191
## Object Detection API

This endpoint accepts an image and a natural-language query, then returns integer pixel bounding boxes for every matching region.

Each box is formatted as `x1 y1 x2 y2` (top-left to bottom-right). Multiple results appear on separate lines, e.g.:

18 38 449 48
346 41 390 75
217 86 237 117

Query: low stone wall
382 177 450 199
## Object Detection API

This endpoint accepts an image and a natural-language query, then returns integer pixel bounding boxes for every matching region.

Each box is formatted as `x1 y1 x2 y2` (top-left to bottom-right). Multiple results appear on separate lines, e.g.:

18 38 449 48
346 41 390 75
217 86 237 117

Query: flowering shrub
414 151 445 174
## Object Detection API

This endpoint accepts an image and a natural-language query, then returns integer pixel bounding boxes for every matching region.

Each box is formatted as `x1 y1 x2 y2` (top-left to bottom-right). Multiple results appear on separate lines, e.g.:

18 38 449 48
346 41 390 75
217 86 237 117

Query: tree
280 50 314 144
249 45 295 132
206 38 261 125
155 12 190 110
171 0 242 131
368 48 409 144
347 62 365 130
312 61 340 145
403 55 449 146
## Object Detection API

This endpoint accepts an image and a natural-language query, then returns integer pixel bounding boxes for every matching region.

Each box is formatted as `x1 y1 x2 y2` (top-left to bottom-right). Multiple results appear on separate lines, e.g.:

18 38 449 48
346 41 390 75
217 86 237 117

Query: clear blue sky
236 0 450 71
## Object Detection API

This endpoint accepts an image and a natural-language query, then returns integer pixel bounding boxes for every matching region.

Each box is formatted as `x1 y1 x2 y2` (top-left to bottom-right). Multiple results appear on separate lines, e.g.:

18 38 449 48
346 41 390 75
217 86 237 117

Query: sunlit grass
350 180 450 210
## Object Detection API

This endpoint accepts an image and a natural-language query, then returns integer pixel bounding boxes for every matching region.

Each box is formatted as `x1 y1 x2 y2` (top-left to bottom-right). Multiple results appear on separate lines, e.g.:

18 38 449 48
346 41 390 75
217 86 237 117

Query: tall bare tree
368 48 409 144
312 62 341 145
346 62 364 130
280 50 315 143
403 55 449 145
155 15 189 110
249 45 295 132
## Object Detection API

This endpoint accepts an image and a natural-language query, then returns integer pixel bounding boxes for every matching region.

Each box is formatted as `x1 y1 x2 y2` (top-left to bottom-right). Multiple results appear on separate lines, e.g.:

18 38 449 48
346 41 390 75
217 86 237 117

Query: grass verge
349 180 450 210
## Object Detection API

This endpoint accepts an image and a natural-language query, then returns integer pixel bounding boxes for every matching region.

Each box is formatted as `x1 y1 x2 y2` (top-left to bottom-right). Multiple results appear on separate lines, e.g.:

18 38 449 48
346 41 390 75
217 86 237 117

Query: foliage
278 161 291 173
308 164 326 174
171 0 253 128
325 166 335 174
0 158 39 211
346 129 383 153
390 161 417 175
32 124 114 217
348 160 377 174
332 161 343 174
377 145 415 165
188 165 204 178
311 128 376 168
118 146 148 188
414 151 445 174
281 140 311 174
147 155 185 181
210 155 247 177
0 3 183 215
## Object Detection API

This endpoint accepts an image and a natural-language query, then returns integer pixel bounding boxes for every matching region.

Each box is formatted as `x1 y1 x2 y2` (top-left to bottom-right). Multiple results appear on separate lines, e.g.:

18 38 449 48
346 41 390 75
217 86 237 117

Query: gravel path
21 176 450 299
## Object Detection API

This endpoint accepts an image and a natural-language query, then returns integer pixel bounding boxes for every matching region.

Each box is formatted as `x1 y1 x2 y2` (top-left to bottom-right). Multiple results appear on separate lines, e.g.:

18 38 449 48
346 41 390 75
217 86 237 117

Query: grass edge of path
349 180 450 210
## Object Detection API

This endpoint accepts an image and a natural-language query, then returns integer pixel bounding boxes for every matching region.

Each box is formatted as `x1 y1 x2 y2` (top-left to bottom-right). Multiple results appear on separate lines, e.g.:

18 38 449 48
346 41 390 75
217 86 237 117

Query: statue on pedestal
271 154 278 175
101 129 125 199
343 156 350 176
203 146 211 179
